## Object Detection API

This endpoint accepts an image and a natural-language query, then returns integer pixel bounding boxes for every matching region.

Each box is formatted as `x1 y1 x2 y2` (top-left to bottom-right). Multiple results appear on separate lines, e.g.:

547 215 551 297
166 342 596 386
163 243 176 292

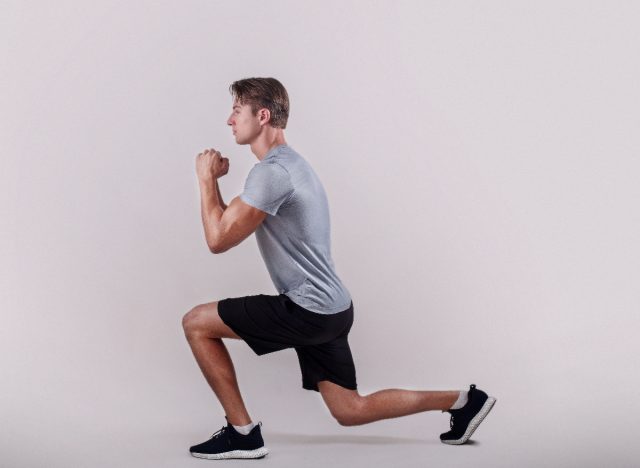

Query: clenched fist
196 148 229 182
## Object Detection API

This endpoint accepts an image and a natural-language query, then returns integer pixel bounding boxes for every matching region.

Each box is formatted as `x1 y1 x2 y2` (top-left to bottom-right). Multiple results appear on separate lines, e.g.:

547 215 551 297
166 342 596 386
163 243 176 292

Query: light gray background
2 1 638 467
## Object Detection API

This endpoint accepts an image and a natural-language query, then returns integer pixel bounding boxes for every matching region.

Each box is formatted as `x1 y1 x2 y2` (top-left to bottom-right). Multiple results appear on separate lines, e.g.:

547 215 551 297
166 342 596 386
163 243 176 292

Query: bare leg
359 388 459 423
318 380 460 426
183 302 252 426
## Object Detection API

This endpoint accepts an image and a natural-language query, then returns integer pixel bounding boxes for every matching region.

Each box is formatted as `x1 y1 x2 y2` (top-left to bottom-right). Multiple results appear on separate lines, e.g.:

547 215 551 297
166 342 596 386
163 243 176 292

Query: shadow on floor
265 432 471 446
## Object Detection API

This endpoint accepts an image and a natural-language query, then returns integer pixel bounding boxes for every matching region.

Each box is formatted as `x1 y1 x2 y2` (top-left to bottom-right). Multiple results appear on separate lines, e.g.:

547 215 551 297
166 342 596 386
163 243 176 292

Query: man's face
227 99 261 145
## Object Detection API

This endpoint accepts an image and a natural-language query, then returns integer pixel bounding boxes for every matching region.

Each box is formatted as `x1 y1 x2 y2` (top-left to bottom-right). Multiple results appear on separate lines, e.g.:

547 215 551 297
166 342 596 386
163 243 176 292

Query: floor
5 410 638 468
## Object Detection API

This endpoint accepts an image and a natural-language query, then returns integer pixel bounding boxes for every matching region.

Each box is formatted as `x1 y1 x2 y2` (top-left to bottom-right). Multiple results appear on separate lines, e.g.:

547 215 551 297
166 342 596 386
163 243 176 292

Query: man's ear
259 108 271 126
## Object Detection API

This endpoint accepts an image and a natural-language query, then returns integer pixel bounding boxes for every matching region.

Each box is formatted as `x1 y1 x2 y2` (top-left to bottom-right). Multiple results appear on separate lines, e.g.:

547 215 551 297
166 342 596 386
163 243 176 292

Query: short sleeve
240 162 295 215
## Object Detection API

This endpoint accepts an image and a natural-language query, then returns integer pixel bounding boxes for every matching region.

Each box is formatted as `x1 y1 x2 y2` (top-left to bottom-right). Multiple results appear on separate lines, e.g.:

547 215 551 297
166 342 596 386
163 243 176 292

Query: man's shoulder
251 159 292 177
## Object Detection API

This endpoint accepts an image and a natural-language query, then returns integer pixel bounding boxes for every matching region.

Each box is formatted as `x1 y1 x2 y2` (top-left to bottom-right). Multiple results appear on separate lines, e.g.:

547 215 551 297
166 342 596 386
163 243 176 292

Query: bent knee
182 307 195 329
181 304 213 337
331 400 365 427
334 411 361 427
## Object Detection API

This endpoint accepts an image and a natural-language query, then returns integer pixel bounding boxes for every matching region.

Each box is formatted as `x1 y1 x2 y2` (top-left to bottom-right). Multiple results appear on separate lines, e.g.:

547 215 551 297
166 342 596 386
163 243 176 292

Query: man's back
240 143 351 314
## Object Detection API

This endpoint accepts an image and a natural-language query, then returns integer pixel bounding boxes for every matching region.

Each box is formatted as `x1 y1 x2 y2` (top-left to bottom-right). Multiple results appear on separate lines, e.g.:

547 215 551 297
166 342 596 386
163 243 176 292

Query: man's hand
196 148 229 183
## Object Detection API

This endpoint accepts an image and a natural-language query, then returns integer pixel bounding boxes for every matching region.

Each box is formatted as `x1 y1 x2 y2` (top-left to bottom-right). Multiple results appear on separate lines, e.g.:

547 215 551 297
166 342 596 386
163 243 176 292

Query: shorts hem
303 377 358 393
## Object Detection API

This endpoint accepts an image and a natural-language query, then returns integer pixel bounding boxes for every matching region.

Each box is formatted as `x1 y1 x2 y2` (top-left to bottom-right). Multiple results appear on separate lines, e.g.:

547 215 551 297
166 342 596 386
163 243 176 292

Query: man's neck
251 132 287 161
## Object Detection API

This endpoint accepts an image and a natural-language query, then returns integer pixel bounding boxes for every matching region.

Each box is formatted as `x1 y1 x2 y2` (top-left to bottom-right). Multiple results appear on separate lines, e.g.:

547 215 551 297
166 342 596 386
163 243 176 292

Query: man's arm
199 179 225 252
215 179 228 210
199 179 267 254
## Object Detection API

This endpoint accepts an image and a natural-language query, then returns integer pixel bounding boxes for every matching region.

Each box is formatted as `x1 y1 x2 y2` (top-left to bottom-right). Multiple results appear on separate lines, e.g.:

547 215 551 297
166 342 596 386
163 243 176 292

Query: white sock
232 421 256 435
450 390 469 410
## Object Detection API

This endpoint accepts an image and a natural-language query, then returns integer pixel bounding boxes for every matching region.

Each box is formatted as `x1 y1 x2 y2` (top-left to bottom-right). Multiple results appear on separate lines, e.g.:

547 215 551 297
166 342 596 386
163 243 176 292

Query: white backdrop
2 1 639 467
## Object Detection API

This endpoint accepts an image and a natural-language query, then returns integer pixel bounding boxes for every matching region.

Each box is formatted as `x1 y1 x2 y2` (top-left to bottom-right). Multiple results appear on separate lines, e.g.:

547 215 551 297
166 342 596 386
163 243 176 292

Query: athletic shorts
218 293 356 392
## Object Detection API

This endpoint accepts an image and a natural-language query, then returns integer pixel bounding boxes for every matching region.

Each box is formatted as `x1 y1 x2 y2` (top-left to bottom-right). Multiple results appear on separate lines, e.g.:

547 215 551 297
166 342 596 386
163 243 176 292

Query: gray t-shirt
240 144 352 315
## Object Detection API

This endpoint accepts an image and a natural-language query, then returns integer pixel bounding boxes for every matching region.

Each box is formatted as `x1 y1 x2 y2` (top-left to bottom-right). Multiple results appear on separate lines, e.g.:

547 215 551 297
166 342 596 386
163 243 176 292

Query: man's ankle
449 390 469 410
232 421 256 435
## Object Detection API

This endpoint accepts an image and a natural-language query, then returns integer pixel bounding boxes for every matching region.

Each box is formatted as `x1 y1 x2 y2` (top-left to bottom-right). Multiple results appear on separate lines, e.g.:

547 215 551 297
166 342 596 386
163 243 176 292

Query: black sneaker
440 384 496 445
189 416 269 459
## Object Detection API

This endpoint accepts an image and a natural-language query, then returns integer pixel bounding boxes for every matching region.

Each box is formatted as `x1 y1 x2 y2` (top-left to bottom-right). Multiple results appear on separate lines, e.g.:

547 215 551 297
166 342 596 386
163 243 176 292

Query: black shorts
218 293 356 392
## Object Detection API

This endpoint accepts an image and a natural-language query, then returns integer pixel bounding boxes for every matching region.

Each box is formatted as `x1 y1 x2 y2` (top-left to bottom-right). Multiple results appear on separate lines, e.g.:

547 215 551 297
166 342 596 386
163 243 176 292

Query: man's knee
182 302 217 338
181 307 197 337
334 412 356 427
319 382 365 426
332 400 365 427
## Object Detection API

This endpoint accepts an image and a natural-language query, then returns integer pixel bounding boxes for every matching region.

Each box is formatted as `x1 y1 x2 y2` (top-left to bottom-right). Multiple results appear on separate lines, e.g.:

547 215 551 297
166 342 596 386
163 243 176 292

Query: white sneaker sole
191 446 269 459
441 397 496 445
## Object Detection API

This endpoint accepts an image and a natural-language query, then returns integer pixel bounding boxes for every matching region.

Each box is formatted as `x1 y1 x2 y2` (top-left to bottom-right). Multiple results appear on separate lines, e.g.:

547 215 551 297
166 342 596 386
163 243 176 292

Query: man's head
227 77 289 145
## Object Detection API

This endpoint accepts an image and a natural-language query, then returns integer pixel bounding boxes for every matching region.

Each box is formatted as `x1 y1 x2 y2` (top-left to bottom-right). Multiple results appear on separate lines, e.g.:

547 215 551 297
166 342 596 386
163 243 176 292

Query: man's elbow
207 236 220 254
209 240 228 254
209 243 222 254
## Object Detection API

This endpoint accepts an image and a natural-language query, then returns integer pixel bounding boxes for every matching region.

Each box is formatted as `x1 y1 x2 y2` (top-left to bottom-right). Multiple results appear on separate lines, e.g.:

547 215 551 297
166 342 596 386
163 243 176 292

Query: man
182 77 496 460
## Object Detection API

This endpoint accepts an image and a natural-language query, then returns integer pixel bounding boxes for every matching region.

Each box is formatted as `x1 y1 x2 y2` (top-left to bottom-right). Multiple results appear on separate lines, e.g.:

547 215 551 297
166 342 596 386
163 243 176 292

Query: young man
182 77 496 460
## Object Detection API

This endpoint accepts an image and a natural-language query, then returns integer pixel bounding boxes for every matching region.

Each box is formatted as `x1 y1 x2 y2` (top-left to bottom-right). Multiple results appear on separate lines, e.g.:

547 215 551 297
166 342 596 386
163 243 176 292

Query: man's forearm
215 179 228 210
199 179 226 251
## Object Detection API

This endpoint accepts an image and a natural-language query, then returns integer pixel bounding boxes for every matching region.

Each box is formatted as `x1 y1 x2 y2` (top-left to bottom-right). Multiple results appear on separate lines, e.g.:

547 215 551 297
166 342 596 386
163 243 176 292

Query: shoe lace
209 425 228 441
444 407 460 430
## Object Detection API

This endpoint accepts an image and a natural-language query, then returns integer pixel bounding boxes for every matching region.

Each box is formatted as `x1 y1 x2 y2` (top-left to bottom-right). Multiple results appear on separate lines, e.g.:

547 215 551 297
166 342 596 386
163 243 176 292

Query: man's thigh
183 301 243 340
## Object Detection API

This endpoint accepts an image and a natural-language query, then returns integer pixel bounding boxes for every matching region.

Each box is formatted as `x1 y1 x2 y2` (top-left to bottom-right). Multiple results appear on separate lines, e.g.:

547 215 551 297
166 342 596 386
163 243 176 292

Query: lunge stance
183 77 496 459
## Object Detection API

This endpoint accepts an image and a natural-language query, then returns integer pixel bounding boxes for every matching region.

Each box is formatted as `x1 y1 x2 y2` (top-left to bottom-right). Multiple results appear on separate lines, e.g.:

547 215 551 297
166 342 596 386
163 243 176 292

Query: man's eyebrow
233 105 241 109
